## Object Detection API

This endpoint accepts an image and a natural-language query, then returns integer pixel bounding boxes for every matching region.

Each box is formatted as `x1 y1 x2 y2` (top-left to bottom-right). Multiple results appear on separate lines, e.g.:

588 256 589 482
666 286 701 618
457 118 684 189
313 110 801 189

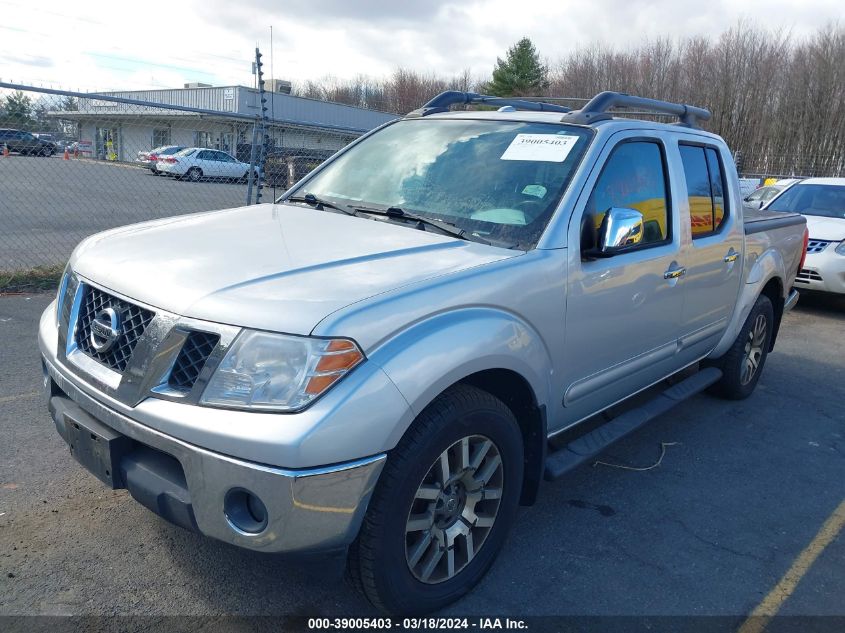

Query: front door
559 133 686 429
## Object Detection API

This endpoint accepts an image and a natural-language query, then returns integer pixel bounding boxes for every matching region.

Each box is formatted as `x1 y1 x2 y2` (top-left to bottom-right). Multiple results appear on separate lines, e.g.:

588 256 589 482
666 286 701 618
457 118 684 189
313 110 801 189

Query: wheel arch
369 308 553 506
459 369 547 507
759 276 784 351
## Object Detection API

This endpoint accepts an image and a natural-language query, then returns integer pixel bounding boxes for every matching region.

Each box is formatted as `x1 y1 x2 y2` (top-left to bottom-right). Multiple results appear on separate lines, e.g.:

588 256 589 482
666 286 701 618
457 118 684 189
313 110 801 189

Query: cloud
0 0 841 92
0 53 54 68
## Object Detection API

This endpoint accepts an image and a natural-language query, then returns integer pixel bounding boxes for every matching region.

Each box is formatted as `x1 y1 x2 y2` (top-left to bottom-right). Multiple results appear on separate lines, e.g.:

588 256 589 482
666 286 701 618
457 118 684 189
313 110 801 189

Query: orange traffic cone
63 147 70 160
2 144 8 157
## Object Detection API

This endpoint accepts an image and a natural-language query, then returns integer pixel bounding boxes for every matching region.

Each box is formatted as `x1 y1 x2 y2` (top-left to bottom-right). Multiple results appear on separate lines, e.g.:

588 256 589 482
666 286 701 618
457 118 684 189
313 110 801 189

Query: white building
57 83 396 162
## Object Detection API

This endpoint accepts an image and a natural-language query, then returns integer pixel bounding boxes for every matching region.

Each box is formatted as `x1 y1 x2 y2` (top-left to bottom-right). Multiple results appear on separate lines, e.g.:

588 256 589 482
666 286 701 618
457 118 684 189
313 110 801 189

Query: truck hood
72 203 518 335
803 214 845 242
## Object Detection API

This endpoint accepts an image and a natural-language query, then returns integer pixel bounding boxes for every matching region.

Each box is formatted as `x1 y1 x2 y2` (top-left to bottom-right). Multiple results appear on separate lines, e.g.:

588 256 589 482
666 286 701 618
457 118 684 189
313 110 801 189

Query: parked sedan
156 147 260 182
0 128 57 156
136 145 185 174
766 177 845 295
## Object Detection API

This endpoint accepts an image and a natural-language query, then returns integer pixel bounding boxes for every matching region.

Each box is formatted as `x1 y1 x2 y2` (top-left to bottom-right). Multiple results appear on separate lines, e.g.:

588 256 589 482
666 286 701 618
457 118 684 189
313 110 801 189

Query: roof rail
561 91 711 128
406 90 571 117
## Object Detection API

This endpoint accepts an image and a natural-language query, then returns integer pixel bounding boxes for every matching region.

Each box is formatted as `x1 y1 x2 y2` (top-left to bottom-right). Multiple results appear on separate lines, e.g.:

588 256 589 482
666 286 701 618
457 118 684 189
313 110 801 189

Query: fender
709 248 786 359
366 307 553 450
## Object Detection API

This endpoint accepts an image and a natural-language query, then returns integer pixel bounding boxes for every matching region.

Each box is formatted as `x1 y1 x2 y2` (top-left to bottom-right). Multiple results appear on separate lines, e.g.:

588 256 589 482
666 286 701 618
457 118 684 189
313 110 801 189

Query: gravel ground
0 290 843 621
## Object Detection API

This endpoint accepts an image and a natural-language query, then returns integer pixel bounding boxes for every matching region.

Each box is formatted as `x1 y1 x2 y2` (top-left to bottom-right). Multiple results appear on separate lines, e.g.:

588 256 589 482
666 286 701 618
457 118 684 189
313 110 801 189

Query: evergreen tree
3 91 35 129
485 38 549 96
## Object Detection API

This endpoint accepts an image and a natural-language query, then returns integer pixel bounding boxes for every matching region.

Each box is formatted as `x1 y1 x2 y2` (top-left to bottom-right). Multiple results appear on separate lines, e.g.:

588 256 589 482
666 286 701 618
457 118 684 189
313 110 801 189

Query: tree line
293 23 845 177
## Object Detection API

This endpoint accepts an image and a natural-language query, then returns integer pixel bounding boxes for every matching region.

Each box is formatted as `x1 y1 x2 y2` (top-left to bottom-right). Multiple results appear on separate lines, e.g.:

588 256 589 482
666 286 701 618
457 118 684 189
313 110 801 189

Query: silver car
39 91 806 614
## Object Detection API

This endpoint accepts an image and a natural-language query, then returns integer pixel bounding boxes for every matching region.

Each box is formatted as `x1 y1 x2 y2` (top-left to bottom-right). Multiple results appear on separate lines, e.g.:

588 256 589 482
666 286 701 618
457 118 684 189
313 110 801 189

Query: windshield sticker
501 134 579 162
521 184 547 198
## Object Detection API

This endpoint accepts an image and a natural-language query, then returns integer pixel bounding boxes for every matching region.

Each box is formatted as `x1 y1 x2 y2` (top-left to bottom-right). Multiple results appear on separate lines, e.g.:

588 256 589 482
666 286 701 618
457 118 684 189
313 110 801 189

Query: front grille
806 240 831 254
75 285 155 372
168 331 220 392
795 268 823 283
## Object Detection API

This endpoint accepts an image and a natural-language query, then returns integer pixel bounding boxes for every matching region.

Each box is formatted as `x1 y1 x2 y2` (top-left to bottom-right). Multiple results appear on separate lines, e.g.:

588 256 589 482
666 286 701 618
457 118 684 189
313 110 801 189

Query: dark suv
0 129 57 156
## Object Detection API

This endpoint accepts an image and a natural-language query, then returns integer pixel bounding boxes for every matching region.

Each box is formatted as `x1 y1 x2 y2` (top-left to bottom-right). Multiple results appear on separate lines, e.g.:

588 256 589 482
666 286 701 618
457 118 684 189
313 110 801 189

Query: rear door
196 150 220 177
674 140 743 362
560 131 686 428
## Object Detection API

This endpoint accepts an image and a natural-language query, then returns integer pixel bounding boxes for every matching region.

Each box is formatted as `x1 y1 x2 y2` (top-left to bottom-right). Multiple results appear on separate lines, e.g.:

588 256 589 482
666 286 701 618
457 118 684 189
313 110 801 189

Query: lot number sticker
501 134 579 162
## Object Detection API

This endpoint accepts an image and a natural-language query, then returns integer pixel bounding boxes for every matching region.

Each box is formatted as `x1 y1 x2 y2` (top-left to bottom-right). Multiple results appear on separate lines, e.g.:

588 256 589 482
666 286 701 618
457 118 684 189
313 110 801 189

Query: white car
156 147 260 183
136 145 185 173
743 178 802 211
766 177 845 295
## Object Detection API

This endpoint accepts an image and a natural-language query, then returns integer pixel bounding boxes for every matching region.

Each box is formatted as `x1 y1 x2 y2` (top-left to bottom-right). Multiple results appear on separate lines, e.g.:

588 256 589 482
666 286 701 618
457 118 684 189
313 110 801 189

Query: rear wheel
708 294 773 400
348 384 523 615
186 167 202 182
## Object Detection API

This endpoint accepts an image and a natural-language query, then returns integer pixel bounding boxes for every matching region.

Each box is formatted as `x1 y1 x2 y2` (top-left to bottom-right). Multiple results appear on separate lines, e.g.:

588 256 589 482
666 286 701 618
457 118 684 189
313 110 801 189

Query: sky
0 0 841 92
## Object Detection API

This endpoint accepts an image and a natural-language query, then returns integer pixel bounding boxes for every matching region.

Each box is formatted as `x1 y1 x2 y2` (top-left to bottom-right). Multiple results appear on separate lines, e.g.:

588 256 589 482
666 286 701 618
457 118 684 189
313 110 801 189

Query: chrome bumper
42 354 386 554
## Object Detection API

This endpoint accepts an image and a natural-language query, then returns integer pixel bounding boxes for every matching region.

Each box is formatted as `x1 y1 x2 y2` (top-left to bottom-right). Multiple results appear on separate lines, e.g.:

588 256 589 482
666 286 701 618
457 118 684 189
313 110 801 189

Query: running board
543 367 723 481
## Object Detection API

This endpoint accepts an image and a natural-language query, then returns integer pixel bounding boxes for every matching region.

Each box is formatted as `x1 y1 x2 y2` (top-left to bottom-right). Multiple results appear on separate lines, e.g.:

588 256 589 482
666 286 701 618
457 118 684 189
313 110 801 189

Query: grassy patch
0 265 63 294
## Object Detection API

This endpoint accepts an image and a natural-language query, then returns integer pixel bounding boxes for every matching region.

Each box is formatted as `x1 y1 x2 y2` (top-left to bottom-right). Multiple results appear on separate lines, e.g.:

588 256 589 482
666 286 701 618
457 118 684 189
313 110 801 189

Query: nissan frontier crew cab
39 91 808 615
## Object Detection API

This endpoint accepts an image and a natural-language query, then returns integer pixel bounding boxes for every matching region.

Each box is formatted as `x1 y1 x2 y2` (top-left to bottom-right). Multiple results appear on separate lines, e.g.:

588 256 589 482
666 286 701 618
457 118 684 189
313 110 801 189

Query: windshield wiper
285 193 357 216
355 205 489 243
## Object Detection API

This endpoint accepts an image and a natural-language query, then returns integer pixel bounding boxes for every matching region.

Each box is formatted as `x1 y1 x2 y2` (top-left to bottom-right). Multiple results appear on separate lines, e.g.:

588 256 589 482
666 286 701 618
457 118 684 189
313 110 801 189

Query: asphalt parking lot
0 290 843 622
0 155 284 271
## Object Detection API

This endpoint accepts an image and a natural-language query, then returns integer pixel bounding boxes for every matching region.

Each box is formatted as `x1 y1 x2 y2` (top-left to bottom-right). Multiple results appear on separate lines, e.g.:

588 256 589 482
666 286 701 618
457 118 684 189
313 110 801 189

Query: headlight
836 240 845 255
200 330 364 411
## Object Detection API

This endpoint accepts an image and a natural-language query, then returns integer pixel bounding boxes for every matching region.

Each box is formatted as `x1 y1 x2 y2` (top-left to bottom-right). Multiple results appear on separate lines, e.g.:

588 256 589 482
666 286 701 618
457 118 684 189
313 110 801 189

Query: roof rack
561 91 711 128
406 90 572 117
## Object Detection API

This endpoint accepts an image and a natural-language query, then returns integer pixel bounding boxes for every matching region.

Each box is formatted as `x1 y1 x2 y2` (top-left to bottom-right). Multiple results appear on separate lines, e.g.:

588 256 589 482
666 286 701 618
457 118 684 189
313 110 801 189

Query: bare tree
294 22 845 176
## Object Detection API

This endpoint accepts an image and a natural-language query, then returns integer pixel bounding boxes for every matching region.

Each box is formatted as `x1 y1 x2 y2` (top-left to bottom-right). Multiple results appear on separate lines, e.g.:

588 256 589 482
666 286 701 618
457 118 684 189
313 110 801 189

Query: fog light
224 488 268 534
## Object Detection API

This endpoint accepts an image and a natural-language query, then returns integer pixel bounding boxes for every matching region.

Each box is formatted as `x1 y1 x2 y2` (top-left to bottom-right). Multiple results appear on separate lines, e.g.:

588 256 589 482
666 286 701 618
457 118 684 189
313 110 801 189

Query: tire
348 384 523 615
186 167 202 182
707 294 774 400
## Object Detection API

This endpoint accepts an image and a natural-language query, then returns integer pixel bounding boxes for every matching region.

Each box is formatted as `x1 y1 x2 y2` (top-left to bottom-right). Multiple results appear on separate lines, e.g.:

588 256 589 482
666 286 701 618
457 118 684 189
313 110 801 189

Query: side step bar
544 367 723 481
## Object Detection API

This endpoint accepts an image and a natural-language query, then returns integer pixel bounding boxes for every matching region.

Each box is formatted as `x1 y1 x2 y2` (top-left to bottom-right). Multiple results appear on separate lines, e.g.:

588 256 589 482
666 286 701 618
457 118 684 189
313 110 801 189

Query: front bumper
42 354 386 554
795 248 845 294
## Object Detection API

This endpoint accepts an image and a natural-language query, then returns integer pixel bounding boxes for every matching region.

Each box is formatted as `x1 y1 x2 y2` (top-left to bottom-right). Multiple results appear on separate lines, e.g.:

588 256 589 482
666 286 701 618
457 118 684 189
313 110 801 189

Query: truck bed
744 208 805 235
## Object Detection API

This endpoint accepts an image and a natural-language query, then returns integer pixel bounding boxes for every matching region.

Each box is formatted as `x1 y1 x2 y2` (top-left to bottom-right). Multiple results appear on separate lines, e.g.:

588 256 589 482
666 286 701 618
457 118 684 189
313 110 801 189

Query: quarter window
584 141 670 248
679 144 729 237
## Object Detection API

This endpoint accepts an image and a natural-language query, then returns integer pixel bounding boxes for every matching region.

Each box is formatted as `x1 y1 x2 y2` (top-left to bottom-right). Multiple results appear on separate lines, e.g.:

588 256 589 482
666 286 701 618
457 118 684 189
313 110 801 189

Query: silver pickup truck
39 91 808 614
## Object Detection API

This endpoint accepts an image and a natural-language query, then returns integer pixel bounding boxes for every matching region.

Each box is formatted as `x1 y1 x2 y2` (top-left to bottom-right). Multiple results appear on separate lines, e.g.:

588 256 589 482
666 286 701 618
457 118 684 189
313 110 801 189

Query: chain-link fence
3 79 842 292
0 78 396 291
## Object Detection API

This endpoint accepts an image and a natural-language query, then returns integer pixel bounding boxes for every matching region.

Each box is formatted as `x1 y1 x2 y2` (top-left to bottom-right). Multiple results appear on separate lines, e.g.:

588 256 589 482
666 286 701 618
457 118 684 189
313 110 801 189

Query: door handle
664 267 686 280
724 252 738 263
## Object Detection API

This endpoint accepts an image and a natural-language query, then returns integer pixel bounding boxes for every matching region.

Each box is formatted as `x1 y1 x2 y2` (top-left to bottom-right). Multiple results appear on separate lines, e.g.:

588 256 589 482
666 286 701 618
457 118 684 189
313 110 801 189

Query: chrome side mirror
596 207 644 255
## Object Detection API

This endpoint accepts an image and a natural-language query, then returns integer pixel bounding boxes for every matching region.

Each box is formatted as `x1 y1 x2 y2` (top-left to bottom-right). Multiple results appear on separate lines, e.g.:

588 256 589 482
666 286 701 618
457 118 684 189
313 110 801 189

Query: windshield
286 118 593 248
767 183 845 219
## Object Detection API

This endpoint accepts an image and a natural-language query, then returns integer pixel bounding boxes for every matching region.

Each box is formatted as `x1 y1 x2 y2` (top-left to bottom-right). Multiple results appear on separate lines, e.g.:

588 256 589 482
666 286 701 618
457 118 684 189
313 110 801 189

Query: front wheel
707 293 774 400
348 384 523 615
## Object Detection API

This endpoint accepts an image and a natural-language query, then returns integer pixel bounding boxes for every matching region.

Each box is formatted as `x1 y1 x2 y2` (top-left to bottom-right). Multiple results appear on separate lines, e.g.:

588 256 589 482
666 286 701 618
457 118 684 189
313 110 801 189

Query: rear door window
679 144 729 237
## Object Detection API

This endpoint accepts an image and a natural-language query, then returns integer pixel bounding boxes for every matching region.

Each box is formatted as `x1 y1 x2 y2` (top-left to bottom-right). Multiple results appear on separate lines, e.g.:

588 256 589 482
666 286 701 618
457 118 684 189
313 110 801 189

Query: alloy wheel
741 313 767 385
405 434 503 584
